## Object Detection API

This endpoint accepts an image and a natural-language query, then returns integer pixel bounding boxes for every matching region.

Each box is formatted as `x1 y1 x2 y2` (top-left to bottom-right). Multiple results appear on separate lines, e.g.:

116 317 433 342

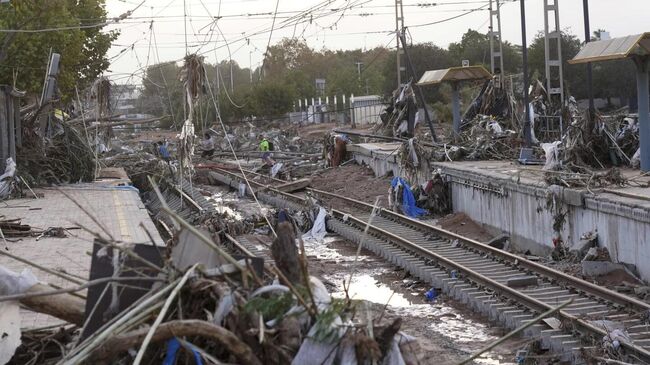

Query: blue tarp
391 177 426 218
163 338 203 365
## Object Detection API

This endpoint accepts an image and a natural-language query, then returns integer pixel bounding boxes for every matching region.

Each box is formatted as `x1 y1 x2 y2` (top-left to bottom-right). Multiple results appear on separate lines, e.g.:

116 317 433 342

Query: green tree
448 29 520 73
140 61 184 127
248 81 294 117
527 30 584 98
0 0 117 97
383 42 454 101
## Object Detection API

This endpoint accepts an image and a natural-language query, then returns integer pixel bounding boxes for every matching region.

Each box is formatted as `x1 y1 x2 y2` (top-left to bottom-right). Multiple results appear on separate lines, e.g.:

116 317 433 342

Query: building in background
112 84 140 116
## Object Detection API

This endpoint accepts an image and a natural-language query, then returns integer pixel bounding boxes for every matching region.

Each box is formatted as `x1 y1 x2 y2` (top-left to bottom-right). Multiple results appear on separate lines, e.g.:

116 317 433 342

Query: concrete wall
441 165 650 281
349 146 650 280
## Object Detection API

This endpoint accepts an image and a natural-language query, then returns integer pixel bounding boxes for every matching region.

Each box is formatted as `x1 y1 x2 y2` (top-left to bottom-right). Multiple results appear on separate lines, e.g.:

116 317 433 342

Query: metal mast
488 0 505 78
544 0 565 130
395 0 406 87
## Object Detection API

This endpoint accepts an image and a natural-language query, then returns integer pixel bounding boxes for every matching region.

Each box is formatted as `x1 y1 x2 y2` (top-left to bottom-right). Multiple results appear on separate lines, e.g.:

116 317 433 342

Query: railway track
208 168 650 363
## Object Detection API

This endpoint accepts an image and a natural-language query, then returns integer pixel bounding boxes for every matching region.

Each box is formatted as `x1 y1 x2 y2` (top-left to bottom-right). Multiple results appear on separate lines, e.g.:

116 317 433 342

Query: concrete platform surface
0 179 163 328
432 160 650 206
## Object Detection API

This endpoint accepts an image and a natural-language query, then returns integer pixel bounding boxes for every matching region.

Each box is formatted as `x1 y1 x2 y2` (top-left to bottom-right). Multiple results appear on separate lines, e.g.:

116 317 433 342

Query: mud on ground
310 164 392 208
436 212 495 243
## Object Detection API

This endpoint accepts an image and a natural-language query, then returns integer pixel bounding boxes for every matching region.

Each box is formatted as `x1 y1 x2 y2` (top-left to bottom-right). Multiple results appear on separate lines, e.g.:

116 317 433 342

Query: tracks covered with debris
212 167 650 364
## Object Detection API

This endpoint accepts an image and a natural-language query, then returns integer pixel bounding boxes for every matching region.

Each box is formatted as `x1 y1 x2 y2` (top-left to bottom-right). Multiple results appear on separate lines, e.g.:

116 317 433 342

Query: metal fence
291 95 387 127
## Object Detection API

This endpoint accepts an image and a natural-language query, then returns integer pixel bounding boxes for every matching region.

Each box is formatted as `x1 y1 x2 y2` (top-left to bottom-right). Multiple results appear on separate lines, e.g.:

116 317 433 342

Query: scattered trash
0 158 17 200
390 177 427 218
425 287 437 302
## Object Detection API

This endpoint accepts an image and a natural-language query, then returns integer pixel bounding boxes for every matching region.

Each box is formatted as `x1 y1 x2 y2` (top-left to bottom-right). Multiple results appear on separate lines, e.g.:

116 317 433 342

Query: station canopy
417 65 492 86
569 33 650 64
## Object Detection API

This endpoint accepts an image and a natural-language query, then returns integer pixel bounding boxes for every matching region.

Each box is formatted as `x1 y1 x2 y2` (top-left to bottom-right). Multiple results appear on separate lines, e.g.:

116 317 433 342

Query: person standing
201 133 215 158
158 140 171 162
259 135 275 166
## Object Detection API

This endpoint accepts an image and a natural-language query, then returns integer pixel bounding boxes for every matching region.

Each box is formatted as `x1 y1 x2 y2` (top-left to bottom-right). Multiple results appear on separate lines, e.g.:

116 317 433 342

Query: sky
103 0 650 85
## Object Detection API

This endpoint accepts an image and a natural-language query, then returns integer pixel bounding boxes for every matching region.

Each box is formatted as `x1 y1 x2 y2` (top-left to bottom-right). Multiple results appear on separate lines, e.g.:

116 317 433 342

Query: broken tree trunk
88 319 262 365
21 283 85 326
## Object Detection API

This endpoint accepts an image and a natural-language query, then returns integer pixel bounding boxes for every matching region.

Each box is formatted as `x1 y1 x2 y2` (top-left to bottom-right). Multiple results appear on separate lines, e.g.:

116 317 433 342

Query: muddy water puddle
311 234 519 365
202 185 273 220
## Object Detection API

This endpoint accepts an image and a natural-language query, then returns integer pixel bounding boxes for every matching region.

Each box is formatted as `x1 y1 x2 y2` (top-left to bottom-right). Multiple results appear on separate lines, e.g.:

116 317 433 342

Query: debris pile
1 201 422 364
462 78 519 132
375 82 417 138
17 114 96 185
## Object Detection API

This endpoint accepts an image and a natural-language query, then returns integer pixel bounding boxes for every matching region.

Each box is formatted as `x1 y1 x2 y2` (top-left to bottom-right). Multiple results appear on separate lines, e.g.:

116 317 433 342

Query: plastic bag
302 207 328 242
541 141 561 170
271 162 283 178
0 265 38 296
0 158 16 199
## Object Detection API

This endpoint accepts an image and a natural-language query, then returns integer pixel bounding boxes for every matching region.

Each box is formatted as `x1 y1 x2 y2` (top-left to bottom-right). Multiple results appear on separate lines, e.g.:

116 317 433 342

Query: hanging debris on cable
375 81 418 139
462 76 519 132
178 54 207 172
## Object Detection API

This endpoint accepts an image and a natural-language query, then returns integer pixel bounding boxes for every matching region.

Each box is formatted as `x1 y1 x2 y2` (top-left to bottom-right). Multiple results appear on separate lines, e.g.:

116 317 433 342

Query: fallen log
21 283 85 326
88 319 263 365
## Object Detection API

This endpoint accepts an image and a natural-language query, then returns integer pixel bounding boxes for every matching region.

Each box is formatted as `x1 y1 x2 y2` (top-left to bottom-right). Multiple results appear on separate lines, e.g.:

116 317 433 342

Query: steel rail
210 168 650 361
211 168 306 204
211 172 650 314
308 187 650 313
330 208 650 362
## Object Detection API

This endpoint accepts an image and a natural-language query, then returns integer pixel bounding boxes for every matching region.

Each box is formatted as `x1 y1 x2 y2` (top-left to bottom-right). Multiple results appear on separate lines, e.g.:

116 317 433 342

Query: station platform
0 168 163 328
348 142 650 281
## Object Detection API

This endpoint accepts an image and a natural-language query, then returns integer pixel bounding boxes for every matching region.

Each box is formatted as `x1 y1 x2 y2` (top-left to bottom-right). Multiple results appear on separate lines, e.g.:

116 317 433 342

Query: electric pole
544 0 565 134
395 0 405 87
520 0 532 148
489 0 505 78
583 0 595 119
355 62 363 79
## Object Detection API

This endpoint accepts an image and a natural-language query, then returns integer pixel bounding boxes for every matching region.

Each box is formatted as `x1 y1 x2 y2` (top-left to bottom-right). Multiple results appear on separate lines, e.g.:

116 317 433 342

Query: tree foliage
0 0 117 97
139 29 639 123
448 29 521 73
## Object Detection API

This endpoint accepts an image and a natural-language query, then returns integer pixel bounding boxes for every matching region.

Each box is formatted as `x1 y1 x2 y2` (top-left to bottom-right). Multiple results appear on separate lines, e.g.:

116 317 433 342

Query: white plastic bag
0 265 38 296
0 158 16 199
302 207 327 242
541 141 561 170
271 162 283 178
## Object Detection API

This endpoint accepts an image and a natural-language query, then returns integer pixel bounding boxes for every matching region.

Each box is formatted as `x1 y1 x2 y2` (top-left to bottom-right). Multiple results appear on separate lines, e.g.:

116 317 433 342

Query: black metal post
399 31 438 143
520 0 531 147
583 0 595 119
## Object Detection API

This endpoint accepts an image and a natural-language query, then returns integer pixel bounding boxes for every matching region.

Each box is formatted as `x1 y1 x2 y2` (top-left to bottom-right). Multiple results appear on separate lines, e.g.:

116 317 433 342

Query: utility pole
488 0 505 79
520 0 532 148
399 31 437 143
355 62 363 79
544 0 565 134
583 0 595 119
394 0 406 87
249 51 253 83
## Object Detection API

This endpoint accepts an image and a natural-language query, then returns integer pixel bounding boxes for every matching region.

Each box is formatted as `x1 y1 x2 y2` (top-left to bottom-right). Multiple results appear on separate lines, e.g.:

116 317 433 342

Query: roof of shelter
417 66 492 86
569 33 650 64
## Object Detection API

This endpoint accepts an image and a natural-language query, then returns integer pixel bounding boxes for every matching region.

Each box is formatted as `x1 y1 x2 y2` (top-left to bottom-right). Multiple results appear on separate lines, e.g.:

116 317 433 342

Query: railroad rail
209 168 650 363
